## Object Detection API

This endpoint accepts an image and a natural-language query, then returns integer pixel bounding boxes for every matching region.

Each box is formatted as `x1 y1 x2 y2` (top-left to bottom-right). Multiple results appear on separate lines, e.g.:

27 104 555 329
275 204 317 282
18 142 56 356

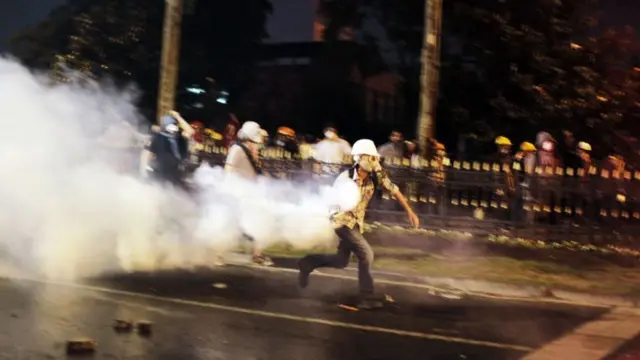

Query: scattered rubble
66 338 97 355
136 320 153 336
113 319 133 333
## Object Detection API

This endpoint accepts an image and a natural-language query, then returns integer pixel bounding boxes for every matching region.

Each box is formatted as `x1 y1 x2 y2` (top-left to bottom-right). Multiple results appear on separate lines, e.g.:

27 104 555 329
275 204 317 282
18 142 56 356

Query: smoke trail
0 58 358 280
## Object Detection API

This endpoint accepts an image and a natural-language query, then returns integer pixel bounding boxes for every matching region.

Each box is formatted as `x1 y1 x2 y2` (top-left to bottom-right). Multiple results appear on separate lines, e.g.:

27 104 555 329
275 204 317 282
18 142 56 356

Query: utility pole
417 0 443 157
157 0 184 123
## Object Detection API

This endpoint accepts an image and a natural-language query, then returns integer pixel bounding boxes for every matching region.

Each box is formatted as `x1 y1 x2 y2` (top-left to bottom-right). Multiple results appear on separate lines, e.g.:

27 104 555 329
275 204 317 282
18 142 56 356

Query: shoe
252 255 273 267
297 258 312 289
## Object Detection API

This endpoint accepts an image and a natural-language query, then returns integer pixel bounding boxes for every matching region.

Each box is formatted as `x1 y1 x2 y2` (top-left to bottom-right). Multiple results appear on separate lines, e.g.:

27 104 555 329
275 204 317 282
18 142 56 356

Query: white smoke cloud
0 57 359 281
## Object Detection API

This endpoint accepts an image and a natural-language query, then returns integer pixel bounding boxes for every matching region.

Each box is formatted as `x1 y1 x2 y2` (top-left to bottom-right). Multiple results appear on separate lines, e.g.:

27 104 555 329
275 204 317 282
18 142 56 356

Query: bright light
216 90 229 104
186 87 205 94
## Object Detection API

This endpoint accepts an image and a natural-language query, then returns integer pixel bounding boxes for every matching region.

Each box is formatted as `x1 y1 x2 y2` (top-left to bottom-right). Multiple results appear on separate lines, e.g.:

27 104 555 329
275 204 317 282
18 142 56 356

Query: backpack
233 142 263 175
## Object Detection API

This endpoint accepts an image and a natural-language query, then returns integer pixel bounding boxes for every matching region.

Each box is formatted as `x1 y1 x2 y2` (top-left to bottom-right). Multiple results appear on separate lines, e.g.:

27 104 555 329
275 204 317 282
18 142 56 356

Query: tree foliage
318 0 640 157
443 0 639 148
10 0 272 115
9 4 79 70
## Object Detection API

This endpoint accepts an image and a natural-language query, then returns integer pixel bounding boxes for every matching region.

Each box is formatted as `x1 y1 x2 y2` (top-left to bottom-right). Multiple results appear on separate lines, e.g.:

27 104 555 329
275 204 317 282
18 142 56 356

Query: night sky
0 0 638 52
0 0 66 52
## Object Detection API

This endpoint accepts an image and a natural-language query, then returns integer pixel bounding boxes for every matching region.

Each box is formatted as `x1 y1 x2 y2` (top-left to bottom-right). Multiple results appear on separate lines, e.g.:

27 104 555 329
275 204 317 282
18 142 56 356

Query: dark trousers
303 226 375 295
151 168 188 191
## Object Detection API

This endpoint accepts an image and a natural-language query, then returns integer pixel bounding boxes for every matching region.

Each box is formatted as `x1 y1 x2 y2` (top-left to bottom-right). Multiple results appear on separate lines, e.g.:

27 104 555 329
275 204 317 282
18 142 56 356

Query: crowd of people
177 114 630 177
96 111 634 309
132 111 421 309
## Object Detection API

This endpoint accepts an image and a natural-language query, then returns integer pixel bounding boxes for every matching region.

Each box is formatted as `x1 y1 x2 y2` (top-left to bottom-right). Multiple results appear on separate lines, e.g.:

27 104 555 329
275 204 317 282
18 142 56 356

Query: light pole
417 0 443 157
157 0 184 123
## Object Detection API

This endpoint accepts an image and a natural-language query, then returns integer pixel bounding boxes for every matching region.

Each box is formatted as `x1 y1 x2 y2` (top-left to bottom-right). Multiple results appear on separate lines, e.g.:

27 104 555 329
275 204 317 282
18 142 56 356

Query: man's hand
391 189 419 229
170 110 195 139
407 210 420 228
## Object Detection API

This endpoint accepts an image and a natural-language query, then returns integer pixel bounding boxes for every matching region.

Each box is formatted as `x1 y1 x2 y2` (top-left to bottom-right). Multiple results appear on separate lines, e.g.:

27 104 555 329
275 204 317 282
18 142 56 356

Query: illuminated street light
570 42 582 50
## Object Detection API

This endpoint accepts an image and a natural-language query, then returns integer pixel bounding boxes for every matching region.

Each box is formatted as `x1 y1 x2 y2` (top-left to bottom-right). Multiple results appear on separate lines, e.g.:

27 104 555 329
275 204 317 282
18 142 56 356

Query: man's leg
336 226 375 297
297 227 353 288
243 234 273 266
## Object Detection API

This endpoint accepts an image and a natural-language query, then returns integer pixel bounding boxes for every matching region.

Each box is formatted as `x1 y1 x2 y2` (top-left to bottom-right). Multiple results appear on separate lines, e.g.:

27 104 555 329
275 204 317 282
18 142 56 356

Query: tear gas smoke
0 58 358 280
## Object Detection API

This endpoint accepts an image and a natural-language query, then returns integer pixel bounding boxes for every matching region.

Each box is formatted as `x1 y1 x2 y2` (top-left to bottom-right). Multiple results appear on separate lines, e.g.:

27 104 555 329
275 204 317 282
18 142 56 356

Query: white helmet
351 139 379 157
238 121 263 143
577 141 592 152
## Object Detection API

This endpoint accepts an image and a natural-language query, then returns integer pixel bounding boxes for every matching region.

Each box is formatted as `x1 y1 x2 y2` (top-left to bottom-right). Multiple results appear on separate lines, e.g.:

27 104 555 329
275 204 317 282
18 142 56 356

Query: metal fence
190 146 640 241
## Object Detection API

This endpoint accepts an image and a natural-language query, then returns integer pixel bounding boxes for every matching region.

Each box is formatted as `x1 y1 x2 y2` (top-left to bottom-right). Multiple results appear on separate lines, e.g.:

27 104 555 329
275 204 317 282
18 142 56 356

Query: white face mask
325 131 336 140
357 156 380 172
166 124 179 134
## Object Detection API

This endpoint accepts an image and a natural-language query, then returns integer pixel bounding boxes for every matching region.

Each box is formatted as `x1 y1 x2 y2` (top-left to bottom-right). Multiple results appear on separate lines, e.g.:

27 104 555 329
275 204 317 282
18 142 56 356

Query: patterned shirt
331 167 399 233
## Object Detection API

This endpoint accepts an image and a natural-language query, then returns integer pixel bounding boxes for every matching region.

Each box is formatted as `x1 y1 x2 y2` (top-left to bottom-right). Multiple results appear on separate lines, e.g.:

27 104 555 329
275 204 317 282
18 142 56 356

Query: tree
318 0 640 158
10 0 272 117
441 0 639 155
9 4 79 70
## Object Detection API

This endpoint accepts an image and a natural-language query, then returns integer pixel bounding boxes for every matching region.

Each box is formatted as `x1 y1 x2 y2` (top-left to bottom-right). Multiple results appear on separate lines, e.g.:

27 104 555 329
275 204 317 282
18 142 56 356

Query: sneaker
297 258 312 289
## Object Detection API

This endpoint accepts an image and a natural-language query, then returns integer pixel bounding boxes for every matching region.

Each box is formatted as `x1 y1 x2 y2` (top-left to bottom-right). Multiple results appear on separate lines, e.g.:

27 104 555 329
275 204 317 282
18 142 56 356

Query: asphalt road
0 265 609 360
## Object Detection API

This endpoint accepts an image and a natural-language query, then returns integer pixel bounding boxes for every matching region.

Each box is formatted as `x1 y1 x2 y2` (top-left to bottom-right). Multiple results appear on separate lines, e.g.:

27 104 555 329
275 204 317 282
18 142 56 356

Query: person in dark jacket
140 111 195 188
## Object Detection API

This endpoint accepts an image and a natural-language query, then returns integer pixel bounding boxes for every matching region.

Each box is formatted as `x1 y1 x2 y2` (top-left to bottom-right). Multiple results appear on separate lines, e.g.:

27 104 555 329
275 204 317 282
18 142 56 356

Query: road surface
0 264 617 359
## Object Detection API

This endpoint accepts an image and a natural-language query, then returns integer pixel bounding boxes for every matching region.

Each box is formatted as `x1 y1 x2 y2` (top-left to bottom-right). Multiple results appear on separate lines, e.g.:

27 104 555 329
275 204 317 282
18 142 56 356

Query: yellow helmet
577 141 591 152
520 142 536 152
204 129 223 140
495 136 512 146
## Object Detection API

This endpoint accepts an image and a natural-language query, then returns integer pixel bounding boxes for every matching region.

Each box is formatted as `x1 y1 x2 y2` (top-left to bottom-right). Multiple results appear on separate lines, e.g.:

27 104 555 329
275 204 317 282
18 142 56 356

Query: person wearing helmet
275 126 299 155
492 136 517 222
494 136 512 157
297 139 420 309
576 141 592 172
514 142 537 174
224 121 273 266
513 142 537 224
140 110 195 188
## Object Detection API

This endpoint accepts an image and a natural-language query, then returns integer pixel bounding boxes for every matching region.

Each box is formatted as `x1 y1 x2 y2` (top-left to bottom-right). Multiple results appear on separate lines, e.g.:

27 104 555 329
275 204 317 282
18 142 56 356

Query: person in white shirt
224 121 273 266
313 127 351 174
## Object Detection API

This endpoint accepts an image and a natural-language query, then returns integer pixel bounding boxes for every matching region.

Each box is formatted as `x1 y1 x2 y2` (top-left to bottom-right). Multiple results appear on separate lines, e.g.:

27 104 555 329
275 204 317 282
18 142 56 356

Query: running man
297 139 420 309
